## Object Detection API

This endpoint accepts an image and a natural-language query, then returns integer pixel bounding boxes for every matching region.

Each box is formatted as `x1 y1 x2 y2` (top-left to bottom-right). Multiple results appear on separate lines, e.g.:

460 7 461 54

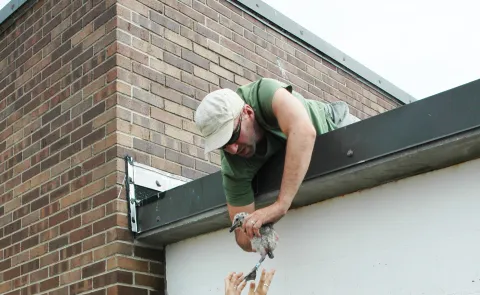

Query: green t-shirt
220 78 337 207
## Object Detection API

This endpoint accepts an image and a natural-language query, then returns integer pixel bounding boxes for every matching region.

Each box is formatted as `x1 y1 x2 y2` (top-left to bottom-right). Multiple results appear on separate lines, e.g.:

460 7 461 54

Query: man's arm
221 151 262 251
243 87 316 238
227 202 255 252
272 87 317 211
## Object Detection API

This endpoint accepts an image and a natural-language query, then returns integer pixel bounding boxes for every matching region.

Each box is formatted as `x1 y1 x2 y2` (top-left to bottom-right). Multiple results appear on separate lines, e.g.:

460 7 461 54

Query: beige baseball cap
194 88 245 154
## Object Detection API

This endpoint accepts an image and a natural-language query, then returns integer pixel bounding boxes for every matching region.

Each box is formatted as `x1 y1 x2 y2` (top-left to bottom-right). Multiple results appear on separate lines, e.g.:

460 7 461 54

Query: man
194 78 359 252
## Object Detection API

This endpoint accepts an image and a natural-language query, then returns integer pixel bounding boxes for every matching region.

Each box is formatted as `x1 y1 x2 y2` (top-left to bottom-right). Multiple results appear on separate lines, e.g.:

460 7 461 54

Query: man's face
223 109 257 158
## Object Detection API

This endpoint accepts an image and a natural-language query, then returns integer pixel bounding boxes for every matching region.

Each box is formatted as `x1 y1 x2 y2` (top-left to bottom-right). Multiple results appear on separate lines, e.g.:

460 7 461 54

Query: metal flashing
225 0 416 105
124 156 189 233
132 78 480 245
0 0 29 28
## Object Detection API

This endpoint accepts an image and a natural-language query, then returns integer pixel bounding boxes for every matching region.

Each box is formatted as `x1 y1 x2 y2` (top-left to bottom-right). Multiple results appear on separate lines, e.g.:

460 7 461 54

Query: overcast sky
262 0 480 100
1 0 479 100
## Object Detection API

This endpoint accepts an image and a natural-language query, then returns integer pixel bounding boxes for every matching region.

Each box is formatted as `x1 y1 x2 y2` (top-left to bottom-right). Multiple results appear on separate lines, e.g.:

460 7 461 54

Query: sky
262 0 480 100
1 0 479 100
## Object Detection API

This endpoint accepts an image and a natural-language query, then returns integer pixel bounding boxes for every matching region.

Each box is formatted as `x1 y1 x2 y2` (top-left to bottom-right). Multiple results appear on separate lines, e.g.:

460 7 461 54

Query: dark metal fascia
134 78 480 245
224 0 416 105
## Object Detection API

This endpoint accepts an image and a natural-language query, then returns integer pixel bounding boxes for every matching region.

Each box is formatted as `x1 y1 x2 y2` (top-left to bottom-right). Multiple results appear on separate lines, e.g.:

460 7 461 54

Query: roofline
130 78 480 245
0 0 35 35
226 0 417 105
1 0 415 105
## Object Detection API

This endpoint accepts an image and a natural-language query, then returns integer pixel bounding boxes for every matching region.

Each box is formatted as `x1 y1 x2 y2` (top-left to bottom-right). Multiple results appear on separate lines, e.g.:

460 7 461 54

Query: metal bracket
124 155 189 233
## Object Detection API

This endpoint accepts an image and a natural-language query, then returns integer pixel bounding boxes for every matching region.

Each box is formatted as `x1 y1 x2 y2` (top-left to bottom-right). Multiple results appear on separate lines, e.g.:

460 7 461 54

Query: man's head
194 88 261 158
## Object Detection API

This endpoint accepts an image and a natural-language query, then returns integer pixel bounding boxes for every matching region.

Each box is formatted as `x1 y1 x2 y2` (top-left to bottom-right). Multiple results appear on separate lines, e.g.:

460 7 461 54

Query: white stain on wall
166 157 480 295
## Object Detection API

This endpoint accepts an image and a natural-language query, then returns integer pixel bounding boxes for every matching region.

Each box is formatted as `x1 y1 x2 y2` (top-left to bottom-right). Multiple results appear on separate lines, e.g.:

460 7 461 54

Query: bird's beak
229 221 241 233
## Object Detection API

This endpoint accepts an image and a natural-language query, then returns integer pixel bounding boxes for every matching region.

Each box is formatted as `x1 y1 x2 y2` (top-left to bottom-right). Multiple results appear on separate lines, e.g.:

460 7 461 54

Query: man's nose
224 143 239 154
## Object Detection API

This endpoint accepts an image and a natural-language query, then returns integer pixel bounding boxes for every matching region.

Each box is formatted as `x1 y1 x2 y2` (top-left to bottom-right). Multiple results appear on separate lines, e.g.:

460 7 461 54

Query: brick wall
0 1 165 295
0 0 402 294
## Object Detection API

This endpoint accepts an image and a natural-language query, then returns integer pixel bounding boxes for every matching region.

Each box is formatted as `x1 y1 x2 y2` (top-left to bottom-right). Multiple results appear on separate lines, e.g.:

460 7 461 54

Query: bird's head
229 212 249 232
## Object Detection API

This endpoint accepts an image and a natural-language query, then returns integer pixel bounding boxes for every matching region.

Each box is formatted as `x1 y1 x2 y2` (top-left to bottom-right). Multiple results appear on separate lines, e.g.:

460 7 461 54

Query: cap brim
204 119 234 154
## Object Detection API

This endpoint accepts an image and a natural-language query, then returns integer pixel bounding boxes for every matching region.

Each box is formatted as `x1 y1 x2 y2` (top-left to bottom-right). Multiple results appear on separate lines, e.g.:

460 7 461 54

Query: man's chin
243 148 255 158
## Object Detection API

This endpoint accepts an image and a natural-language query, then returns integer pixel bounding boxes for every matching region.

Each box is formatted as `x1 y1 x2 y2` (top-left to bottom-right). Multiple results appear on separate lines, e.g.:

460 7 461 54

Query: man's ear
244 104 255 118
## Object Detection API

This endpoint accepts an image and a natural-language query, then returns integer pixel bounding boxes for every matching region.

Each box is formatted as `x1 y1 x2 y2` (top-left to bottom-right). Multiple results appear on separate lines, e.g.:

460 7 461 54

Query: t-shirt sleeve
257 78 293 127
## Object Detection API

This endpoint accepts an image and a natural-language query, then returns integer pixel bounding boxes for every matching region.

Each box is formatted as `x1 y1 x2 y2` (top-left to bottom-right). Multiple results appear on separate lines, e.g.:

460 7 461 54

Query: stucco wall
165 157 480 295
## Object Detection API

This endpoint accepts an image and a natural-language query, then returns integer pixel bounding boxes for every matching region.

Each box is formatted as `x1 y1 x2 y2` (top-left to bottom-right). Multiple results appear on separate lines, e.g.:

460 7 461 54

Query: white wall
165 157 480 295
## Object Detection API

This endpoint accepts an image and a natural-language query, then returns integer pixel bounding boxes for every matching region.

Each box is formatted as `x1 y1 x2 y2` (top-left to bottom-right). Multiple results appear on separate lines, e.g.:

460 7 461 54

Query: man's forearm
276 126 316 212
235 229 254 252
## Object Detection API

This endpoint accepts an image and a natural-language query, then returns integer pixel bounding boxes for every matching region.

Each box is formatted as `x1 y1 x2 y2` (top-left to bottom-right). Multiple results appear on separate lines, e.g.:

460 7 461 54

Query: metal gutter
131 78 480 245
225 0 416 105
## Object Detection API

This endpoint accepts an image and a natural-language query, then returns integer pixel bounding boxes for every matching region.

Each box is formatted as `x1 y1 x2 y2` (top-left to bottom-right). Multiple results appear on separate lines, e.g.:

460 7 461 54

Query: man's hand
242 202 288 239
228 202 256 252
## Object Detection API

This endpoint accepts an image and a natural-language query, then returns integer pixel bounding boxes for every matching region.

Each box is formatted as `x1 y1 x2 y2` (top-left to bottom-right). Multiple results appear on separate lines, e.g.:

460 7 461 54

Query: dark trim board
132 78 480 245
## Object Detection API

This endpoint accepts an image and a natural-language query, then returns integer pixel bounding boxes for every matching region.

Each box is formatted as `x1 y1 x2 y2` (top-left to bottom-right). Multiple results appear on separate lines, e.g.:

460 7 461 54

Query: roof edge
226 0 416 105
0 0 35 34
132 78 480 245
136 127 480 245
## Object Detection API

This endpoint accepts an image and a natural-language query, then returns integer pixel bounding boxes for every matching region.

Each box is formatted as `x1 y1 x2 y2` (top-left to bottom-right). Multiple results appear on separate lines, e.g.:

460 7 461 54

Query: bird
229 212 279 281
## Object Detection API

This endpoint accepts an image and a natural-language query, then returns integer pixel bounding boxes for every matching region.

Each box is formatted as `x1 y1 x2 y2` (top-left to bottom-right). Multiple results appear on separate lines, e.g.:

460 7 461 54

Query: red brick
83 233 106 251
60 166 82 184
135 273 164 289
134 246 164 261
93 270 133 288
11 227 28 243
30 147 49 167
50 260 69 276
69 279 93 295
3 266 20 281
82 260 106 279
4 244 21 258
83 128 106 147
60 242 82 261
82 206 106 226
72 173 93 192
92 215 119 234
109 285 148 295
70 252 93 270
83 153 106 172
40 177 60 195
49 183 70 202
29 219 48 235
40 201 59 218
30 268 48 283
49 208 69 226
70 226 93 243
48 235 69 251
60 216 82 235
40 251 59 269
13 204 30 221
40 276 59 292
92 187 118 208
20 258 39 275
